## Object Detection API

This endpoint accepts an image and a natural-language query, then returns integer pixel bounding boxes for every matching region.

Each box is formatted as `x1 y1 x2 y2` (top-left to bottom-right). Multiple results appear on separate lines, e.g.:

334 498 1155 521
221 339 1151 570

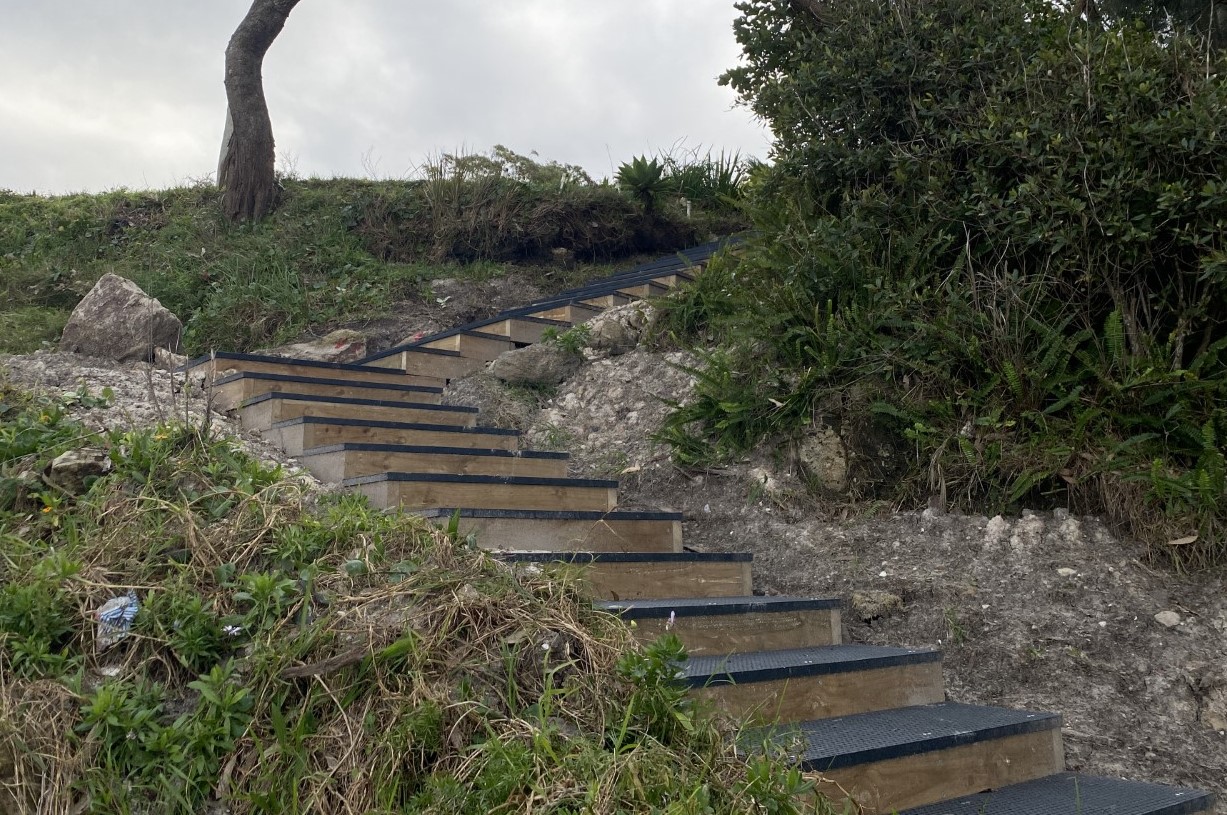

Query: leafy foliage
661 0 1227 565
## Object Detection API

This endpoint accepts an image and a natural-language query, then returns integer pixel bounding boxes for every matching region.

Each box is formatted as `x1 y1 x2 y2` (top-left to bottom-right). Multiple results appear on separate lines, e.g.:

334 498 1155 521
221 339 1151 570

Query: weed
0 381 826 814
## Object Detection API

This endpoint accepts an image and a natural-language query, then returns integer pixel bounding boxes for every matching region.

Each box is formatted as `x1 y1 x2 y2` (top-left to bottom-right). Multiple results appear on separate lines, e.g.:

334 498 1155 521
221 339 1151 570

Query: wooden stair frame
195 239 1212 815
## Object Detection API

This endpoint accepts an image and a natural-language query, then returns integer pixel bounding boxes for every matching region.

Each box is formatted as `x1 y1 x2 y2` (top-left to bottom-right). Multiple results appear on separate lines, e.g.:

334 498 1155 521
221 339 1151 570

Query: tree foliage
661 0 1227 564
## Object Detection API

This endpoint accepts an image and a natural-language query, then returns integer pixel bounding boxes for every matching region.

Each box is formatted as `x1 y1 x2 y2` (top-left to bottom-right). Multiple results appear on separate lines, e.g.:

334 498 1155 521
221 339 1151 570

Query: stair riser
532 304 603 324
210 379 442 412
811 728 1064 815
579 561 752 600
464 517 681 553
241 400 477 432
266 422 518 456
627 608 841 657
300 450 567 482
423 334 514 360
354 481 618 513
692 662 944 724
616 283 668 298
579 293 634 308
482 319 563 345
186 357 440 389
363 351 485 380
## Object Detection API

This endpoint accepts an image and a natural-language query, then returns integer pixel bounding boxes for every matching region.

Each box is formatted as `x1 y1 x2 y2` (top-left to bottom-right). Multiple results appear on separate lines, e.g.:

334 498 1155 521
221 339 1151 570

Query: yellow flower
41 506 52 514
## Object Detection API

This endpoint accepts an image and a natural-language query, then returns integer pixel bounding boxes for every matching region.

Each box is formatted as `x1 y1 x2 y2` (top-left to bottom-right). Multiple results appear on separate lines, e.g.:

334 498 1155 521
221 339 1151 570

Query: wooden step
358 346 484 380
497 551 753 600
421 330 515 360
414 508 682 553
263 417 520 456
751 703 1063 814
900 772 1214 815
685 644 943 724
239 393 478 432
180 351 441 389
298 443 568 482
208 371 443 411
579 292 635 308
346 472 618 512
614 280 671 298
529 302 603 324
478 316 569 345
596 596 841 656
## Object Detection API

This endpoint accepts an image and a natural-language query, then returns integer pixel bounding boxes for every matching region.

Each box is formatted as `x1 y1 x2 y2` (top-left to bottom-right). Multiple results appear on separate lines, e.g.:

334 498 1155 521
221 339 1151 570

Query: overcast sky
0 1 770 195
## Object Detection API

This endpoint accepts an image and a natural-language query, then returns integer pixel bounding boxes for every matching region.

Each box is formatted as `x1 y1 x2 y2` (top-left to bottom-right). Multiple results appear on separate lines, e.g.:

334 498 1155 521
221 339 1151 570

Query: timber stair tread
498 550 750 564
899 772 1214 815
682 643 940 687
242 391 476 414
417 507 681 522
213 370 443 396
302 442 564 459
341 471 615 488
748 701 1059 772
270 416 518 436
597 595 839 616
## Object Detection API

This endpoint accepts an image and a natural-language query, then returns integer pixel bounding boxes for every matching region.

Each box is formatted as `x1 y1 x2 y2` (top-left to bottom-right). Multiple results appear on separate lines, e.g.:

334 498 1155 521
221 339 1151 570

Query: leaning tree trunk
218 0 301 222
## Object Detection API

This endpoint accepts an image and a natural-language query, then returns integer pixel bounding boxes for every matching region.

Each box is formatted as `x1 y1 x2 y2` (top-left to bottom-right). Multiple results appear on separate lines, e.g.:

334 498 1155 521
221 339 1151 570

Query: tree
218 0 301 222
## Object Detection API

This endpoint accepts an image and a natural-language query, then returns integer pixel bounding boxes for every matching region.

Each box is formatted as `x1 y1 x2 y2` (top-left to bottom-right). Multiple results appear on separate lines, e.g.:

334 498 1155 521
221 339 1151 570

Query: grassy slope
0 173 742 357
0 382 821 814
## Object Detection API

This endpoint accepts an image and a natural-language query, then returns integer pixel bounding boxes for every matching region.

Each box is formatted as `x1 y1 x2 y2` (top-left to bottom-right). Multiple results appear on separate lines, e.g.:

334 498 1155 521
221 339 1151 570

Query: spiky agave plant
616 155 669 213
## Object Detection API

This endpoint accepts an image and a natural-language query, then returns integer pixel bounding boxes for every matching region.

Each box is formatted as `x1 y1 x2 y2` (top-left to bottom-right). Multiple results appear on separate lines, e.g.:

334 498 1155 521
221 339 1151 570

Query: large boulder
489 344 581 387
262 329 368 363
59 274 182 363
582 302 655 359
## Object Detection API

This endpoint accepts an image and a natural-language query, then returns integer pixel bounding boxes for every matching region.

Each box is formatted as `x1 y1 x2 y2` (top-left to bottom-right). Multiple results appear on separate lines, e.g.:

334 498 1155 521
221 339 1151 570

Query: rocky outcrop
262 329 368 364
582 302 655 359
489 344 581 387
58 274 182 363
797 423 849 492
44 447 113 494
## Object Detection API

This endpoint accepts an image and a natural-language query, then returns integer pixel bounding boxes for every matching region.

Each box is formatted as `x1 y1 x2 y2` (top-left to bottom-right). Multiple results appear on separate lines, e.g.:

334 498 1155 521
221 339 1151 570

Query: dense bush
660 0 1227 565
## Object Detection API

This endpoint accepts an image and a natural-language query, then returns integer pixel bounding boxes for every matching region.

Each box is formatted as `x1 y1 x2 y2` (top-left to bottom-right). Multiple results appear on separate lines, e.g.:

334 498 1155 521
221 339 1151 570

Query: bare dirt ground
5 346 1225 809
508 344 1227 809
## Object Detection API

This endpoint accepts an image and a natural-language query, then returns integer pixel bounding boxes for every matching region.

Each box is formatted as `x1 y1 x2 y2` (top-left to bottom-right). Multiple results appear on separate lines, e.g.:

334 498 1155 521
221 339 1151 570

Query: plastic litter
95 591 140 651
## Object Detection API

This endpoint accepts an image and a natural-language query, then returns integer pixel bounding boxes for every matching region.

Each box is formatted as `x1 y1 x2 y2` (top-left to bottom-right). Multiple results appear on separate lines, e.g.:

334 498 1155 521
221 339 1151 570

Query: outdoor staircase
181 240 1214 815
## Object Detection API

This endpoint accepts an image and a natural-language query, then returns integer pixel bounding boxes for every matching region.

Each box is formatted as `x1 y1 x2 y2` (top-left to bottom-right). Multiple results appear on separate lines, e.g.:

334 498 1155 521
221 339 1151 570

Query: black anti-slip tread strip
270 416 519 435
746 702 1059 772
179 350 415 374
413 508 682 521
595 595 839 617
342 472 617 488
899 772 1214 815
682 644 940 687
497 551 751 563
241 392 477 412
300 443 567 460
211 371 442 393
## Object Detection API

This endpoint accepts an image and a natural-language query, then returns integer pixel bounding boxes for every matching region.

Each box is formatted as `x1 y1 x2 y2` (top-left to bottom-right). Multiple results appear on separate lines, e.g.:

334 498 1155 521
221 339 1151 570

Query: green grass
0 378 828 815
0 148 748 358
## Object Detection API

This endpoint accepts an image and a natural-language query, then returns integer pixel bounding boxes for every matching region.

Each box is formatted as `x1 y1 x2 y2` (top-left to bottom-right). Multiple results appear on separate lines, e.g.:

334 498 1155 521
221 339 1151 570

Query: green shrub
662 0 1227 565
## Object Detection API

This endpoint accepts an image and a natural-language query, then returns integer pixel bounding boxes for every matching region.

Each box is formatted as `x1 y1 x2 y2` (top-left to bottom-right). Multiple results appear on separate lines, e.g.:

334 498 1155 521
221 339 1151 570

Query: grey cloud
0 1 768 193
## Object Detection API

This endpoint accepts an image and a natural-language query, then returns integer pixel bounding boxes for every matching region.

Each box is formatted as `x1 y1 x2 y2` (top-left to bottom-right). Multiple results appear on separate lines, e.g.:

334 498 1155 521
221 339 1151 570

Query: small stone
1154 610 1182 628
45 448 113 494
1057 567 1078 577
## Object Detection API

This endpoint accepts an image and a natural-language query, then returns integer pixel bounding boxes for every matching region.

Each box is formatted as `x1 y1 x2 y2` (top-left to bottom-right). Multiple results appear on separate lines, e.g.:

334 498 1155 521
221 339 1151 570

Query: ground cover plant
0 379 826 814
657 0 1227 567
0 147 748 356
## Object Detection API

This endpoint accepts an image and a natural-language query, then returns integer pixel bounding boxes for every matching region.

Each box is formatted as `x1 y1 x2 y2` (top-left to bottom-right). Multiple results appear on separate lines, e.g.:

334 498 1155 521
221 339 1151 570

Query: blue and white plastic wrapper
95 591 140 651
